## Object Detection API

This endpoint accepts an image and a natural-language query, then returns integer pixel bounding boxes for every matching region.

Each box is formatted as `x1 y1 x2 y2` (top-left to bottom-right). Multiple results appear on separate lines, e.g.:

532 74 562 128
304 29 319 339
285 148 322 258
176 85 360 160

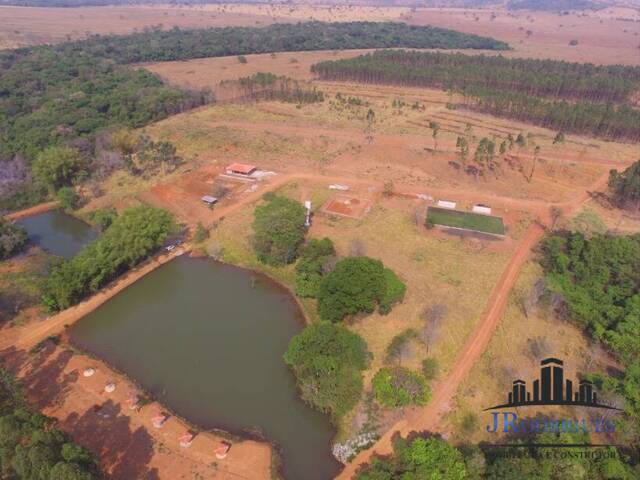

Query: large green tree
294 237 335 298
32 147 85 192
252 195 307 266
317 257 386 322
283 323 370 421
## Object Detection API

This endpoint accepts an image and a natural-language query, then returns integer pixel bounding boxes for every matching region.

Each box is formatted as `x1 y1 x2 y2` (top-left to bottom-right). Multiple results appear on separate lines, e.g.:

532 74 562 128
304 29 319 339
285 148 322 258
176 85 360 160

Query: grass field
427 207 505 236
200 180 514 440
443 260 620 444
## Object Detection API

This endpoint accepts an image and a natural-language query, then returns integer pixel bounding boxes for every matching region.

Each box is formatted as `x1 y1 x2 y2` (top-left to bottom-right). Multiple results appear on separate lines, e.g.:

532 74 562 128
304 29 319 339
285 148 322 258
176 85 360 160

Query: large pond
70 256 341 480
16 210 98 259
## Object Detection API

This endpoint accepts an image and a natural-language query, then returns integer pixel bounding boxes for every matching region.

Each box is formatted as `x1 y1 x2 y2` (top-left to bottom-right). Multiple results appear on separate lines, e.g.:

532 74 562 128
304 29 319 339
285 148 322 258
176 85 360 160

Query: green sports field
427 207 505 235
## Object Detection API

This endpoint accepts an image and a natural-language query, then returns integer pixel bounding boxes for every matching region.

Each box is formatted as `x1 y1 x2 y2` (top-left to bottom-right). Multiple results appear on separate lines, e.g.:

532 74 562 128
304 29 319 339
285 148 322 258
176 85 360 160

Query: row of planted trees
311 50 640 142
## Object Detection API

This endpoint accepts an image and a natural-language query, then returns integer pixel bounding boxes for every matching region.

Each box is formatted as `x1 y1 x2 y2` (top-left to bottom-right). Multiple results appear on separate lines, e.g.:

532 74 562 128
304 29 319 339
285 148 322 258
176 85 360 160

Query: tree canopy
252 195 307 266
356 434 467 480
372 366 430 408
541 232 640 432
0 219 28 260
283 322 370 422
295 237 336 298
317 256 405 322
42 205 175 311
608 160 640 211
0 367 99 480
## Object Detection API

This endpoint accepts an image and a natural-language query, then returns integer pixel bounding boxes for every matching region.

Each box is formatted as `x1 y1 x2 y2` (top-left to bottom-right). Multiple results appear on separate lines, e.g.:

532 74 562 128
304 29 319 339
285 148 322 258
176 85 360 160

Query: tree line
311 50 640 142
42 205 175 311
541 232 640 441
220 72 324 104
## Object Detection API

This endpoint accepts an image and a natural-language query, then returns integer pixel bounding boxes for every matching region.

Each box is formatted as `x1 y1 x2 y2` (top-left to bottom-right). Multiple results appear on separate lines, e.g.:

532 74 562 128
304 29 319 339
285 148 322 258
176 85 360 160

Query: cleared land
428 207 506 235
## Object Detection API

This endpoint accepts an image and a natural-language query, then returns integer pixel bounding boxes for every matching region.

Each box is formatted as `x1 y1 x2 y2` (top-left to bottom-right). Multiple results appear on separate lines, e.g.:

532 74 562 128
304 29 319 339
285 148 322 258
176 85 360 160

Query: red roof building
226 163 257 176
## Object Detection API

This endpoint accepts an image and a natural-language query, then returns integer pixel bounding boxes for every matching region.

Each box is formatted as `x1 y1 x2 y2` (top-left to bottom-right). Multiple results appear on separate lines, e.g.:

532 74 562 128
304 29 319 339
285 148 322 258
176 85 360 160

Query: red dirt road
337 221 545 479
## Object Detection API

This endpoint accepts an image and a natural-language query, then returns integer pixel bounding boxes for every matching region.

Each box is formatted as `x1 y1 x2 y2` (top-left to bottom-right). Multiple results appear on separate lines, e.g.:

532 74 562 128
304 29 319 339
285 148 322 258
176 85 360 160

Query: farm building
226 163 257 176
472 204 492 215
201 195 218 205
437 200 457 209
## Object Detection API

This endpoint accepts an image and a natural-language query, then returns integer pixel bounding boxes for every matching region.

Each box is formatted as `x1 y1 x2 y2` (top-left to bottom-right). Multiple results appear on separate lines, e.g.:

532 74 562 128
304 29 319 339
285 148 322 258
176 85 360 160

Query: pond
70 256 342 480
16 210 98 259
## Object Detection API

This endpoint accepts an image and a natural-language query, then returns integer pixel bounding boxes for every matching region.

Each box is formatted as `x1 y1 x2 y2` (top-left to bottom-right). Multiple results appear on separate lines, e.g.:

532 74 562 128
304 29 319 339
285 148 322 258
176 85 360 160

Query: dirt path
336 170 610 479
336 221 544 479
4 201 59 220
0 247 189 351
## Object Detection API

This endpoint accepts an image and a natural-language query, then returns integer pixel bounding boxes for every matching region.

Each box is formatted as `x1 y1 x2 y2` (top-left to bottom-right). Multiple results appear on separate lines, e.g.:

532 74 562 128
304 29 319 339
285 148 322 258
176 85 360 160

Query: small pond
16 210 98 259
70 256 341 480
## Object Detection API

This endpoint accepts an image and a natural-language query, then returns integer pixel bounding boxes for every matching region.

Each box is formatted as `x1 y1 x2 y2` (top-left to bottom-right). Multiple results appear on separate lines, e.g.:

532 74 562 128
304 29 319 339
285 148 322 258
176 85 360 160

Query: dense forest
541 233 640 440
53 22 509 64
0 367 101 479
311 50 640 141
0 22 508 212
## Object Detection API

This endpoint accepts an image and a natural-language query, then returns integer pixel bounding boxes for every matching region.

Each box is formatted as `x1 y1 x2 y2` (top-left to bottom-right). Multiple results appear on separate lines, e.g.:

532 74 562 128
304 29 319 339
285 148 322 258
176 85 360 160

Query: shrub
284 323 370 422
56 187 79 211
294 237 335 298
385 329 419 365
317 257 385 322
379 268 406 314
0 219 28 260
355 435 467 479
252 196 307 266
86 207 117 232
193 222 209 243
421 357 439 380
372 367 430 408
237 55 248 64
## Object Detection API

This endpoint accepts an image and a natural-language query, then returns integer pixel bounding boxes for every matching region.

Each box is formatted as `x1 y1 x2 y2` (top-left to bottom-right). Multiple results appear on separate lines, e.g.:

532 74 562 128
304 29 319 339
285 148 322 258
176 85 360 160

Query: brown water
70 256 341 480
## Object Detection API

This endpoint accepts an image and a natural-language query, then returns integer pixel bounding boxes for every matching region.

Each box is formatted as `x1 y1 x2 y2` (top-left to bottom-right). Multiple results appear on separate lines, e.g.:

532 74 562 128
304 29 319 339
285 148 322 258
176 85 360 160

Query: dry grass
443 260 621 444
203 180 514 438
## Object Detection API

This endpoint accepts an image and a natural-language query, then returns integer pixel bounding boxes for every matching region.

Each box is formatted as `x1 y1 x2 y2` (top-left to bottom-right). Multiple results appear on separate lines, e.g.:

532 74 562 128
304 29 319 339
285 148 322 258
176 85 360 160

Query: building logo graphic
485 357 621 411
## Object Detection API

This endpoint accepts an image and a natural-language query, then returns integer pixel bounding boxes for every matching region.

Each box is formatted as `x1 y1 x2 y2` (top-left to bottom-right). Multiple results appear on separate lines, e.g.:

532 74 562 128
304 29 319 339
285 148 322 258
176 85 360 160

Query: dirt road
4 201 58 220
336 170 610 479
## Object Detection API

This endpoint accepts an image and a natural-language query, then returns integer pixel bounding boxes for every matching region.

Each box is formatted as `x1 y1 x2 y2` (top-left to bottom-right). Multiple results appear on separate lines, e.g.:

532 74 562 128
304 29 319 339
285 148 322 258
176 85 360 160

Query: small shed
437 200 457 209
472 204 492 215
226 163 257 176
201 195 218 205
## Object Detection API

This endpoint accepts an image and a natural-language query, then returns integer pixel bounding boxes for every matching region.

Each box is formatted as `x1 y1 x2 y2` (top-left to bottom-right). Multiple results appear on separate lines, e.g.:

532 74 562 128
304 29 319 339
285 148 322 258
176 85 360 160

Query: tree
86 208 117 232
42 206 175 311
428 121 440 151
474 137 496 170
516 133 527 148
295 238 335 298
356 435 468 480
456 136 469 165
553 131 565 144
283 323 370 421
252 196 307 266
32 147 84 192
0 219 28 260
608 160 640 211
56 187 79 211
372 366 430 408
379 268 406 314
317 257 385 322
421 357 439 380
